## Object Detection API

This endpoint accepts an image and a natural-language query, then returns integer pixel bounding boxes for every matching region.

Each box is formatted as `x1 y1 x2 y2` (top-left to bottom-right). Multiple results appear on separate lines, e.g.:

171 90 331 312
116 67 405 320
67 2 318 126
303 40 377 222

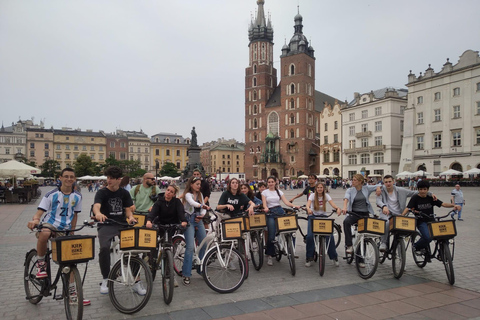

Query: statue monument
184 126 204 178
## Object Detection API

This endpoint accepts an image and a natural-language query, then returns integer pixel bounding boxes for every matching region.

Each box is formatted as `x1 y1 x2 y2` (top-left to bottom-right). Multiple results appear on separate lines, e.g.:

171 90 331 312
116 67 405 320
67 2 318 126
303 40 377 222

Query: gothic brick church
245 0 338 180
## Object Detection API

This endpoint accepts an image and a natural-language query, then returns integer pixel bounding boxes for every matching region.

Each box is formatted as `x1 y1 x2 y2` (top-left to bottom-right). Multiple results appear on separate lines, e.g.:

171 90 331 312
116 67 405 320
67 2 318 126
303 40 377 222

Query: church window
268 112 279 135
290 114 295 124
290 129 295 138
290 99 295 109
290 64 295 75
290 84 295 95
253 77 257 87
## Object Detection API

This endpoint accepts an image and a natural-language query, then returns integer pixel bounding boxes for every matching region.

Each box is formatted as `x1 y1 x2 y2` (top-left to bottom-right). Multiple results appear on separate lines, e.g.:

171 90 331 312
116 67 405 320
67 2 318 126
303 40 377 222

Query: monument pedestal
185 146 203 177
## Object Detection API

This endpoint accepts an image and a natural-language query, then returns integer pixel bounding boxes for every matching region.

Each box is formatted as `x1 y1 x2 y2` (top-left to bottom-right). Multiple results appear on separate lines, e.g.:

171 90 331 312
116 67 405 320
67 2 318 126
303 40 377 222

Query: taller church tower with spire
245 1 335 180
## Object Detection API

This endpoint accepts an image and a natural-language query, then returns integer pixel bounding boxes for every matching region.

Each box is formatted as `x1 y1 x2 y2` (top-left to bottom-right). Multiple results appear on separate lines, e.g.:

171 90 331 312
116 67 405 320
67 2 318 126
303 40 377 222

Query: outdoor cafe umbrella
439 169 463 176
396 171 413 178
463 168 480 175
0 160 41 178
298 174 308 179
412 170 432 177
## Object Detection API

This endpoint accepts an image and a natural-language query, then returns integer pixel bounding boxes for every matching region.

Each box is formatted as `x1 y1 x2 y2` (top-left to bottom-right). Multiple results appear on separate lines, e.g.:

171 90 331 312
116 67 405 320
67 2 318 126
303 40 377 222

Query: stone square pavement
1 185 479 319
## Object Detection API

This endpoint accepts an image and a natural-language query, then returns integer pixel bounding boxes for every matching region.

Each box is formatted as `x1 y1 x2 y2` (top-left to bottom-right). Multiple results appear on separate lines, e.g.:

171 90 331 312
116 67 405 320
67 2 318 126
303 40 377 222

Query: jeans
306 215 337 260
414 221 432 250
98 224 122 279
454 203 463 219
182 214 207 277
266 206 285 256
343 213 368 247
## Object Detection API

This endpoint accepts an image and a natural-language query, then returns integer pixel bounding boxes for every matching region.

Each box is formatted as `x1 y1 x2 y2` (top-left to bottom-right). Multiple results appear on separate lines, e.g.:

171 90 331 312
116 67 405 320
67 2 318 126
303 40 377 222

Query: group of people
26 167 466 308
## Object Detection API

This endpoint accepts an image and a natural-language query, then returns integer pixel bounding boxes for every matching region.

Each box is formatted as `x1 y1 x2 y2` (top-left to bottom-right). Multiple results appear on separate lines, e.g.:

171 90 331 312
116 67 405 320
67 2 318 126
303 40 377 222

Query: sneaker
346 246 353 254
358 262 366 268
100 279 109 294
83 299 91 306
379 243 387 252
174 277 179 288
132 281 147 296
36 260 47 279
414 248 425 256
333 258 339 267
305 260 312 267
267 256 273 266
458 218 464 221
182 276 190 286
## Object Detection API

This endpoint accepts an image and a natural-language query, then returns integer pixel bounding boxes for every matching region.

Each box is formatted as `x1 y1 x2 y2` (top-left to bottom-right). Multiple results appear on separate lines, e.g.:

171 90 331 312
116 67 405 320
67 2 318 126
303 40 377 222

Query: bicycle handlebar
407 209 455 221
34 220 95 233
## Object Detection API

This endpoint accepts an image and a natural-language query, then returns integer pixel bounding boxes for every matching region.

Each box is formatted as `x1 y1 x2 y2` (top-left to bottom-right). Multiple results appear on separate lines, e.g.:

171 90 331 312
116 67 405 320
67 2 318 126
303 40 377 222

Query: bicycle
270 207 299 276
24 221 95 320
97 218 155 314
377 213 417 279
409 209 457 285
172 209 247 293
298 208 338 276
246 209 267 271
148 222 184 304
344 211 384 279
297 206 342 250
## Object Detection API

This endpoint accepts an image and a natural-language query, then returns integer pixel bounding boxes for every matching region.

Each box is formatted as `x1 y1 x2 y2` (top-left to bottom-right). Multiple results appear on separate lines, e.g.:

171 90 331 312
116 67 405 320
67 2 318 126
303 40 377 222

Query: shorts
35 223 66 239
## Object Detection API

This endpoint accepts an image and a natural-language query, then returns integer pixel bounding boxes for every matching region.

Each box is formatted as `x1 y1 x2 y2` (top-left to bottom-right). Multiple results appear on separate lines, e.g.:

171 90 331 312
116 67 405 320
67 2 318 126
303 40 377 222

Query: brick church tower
245 1 322 180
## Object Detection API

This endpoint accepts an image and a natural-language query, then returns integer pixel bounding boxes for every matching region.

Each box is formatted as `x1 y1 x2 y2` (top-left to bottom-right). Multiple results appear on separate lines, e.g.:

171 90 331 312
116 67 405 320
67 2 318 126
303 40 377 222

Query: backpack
134 184 156 198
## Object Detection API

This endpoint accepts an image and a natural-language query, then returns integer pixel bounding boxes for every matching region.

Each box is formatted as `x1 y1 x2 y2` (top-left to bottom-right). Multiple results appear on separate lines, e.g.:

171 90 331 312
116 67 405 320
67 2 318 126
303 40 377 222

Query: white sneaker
132 281 147 296
100 279 109 294
305 260 312 267
346 246 353 254
379 243 387 252
267 256 273 266
333 258 339 267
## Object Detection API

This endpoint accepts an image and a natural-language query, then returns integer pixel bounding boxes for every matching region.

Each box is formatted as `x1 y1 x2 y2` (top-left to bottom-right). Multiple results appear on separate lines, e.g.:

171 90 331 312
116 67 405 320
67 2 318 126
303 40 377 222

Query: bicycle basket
248 213 267 229
51 235 96 264
221 221 243 240
120 227 158 250
389 216 416 235
223 216 249 232
127 214 146 227
275 215 298 233
428 220 456 240
310 218 334 235
357 217 385 235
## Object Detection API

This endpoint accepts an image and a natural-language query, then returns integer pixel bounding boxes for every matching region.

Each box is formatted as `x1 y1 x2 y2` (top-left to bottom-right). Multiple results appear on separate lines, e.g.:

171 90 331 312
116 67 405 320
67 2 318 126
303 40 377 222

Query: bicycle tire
333 224 342 248
239 239 249 279
63 266 83 320
318 237 326 277
202 245 246 293
274 241 282 262
24 249 44 305
172 236 186 276
392 238 406 279
148 250 158 281
108 256 153 314
355 238 379 280
286 234 296 276
411 234 427 268
378 236 387 264
441 241 455 285
250 231 264 271
162 249 175 305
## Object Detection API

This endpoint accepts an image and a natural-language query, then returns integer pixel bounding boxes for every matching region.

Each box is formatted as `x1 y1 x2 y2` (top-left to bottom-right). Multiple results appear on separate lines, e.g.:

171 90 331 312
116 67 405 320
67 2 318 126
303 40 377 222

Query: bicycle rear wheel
250 231 264 271
202 245 246 293
440 241 455 285
24 249 44 304
411 234 427 268
333 224 342 248
274 241 282 261
63 266 83 320
355 238 379 280
392 237 406 279
108 255 153 314
286 234 296 276
172 236 185 276
318 237 326 277
162 249 175 305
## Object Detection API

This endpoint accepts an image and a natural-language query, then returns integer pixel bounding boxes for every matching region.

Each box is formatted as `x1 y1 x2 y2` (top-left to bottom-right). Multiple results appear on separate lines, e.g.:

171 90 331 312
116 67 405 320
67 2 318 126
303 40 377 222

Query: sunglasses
192 177 201 182
146 177 155 180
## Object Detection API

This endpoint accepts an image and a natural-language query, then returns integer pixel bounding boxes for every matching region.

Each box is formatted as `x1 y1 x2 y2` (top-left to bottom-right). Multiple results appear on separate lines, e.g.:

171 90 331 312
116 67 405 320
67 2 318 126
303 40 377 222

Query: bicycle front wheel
250 231 264 271
172 236 186 276
162 249 175 304
440 241 455 285
411 234 427 268
392 237 406 279
63 266 83 320
318 237 326 277
355 238 379 280
24 249 44 304
333 224 342 248
202 245 246 293
108 255 153 314
286 234 296 276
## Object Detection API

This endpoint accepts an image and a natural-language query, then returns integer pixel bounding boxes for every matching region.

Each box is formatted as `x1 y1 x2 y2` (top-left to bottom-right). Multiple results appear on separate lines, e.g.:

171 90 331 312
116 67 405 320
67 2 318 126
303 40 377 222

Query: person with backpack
129 173 161 215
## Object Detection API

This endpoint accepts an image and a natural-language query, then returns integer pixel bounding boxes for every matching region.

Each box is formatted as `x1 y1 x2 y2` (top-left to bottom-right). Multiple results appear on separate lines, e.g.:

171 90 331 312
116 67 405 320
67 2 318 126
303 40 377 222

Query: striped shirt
38 188 82 231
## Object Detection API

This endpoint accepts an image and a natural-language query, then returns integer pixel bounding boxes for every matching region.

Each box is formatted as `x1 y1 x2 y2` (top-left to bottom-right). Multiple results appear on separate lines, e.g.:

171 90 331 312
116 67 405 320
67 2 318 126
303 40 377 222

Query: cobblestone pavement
1 185 479 319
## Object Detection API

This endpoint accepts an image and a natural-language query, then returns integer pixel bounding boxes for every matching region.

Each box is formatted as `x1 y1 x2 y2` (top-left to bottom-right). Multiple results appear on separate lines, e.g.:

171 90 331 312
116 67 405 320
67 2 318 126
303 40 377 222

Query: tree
74 154 95 177
40 159 60 178
160 162 180 177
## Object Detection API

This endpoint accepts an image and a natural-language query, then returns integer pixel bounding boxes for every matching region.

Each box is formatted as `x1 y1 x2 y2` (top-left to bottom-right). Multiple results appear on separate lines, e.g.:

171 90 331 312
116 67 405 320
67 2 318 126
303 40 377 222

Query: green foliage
74 154 95 177
40 159 60 178
100 155 145 178
160 162 180 177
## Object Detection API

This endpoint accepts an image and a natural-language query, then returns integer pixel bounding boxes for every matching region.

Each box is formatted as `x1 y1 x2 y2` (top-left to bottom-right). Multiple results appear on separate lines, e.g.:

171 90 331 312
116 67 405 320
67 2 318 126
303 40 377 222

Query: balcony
355 131 372 138
259 151 284 164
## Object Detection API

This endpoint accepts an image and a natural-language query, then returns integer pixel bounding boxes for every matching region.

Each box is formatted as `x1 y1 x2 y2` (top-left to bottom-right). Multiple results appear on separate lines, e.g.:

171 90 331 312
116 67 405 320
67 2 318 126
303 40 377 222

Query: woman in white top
261 176 299 266
305 182 341 267
180 176 210 285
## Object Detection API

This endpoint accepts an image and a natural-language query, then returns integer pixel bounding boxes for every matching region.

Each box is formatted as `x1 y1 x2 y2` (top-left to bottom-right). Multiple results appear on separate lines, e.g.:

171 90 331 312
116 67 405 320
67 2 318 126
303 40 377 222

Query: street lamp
155 159 159 184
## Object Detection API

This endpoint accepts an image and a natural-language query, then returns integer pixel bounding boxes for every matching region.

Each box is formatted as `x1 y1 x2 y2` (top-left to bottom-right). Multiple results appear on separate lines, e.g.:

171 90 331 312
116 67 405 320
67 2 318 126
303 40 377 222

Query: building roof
151 132 189 144
265 85 340 112
211 144 245 152
53 129 105 137
347 87 408 107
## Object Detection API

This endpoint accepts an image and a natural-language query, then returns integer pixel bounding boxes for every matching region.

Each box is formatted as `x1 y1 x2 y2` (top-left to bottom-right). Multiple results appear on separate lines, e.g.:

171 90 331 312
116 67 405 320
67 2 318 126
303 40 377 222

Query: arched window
451 162 463 172
290 84 295 94
290 129 295 138
253 90 257 100
253 156 258 165
268 112 279 135
290 113 295 124
253 118 258 129
290 64 295 75
290 168 295 176
253 64 257 73
253 133 258 141
253 105 258 114
290 99 295 109
323 168 330 175
253 77 257 87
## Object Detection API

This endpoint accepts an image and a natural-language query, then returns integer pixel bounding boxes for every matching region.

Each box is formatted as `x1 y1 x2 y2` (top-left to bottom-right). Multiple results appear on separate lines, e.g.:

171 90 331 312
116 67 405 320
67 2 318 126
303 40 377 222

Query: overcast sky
1 0 479 144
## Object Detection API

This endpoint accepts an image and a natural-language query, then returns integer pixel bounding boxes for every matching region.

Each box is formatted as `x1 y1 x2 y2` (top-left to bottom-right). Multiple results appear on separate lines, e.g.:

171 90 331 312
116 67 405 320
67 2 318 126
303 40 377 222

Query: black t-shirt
94 187 134 222
302 186 315 199
407 194 443 223
218 191 251 216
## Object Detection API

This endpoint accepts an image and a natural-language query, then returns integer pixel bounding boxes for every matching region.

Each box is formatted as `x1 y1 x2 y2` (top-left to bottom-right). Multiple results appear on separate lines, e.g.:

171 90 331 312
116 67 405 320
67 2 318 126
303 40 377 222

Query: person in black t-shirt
402 180 460 254
217 178 254 217
290 174 317 203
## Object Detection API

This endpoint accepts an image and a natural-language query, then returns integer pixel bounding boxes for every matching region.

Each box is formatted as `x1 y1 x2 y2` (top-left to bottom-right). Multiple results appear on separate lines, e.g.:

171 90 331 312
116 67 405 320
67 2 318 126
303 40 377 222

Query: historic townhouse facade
26 128 54 166
342 88 407 179
150 133 190 175
209 142 245 176
319 101 343 177
244 0 337 180
105 132 129 161
399 50 480 174
119 130 150 172
1 120 44 163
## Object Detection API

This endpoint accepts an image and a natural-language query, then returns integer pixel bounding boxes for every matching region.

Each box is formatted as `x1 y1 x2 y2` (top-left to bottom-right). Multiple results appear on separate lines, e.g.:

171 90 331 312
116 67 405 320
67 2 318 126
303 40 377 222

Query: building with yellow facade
53 129 106 169
150 133 190 175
